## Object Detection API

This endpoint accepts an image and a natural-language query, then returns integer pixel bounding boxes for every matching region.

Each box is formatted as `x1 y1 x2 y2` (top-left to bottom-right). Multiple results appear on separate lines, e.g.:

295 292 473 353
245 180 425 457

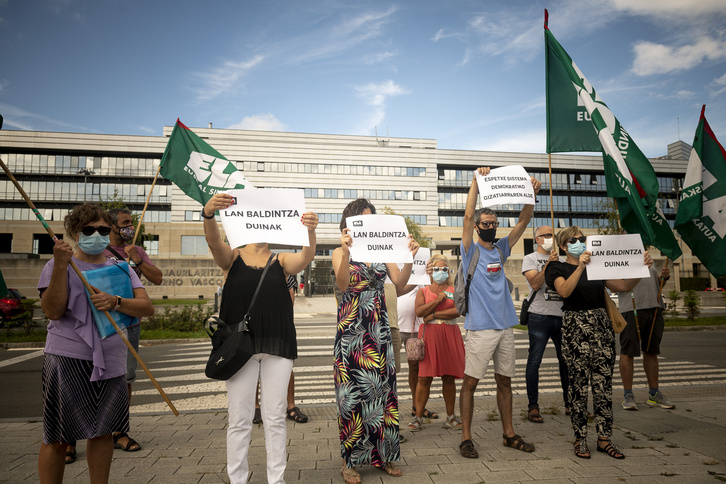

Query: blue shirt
461 237 517 330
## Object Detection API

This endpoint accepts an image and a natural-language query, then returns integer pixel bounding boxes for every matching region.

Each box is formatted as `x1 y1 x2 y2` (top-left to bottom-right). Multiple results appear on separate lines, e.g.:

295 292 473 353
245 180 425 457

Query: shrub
143 303 213 333
3 299 40 335
667 290 680 317
683 290 701 321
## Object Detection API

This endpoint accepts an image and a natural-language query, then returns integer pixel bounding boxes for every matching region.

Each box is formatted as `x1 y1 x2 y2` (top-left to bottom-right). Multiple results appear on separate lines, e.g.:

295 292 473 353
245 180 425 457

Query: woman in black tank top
203 193 318 484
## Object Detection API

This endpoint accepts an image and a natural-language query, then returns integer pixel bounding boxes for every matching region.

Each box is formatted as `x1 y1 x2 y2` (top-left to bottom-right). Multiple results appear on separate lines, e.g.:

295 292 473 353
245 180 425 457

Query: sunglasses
80 225 112 236
432 267 449 273
566 236 587 244
478 221 499 229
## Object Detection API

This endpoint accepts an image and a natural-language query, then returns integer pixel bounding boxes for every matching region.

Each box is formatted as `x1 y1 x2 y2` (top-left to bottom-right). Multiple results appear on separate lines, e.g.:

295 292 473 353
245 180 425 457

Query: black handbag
204 254 274 380
519 289 538 326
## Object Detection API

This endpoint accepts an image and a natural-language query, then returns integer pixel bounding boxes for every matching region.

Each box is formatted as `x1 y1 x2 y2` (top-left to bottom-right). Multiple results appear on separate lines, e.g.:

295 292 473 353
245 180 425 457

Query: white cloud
227 114 287 131
192 55 264 101
0 102 96 132
612 0 726 19
353 80 409 133
632 37 726 75
710 72 726 96
363 51 396 65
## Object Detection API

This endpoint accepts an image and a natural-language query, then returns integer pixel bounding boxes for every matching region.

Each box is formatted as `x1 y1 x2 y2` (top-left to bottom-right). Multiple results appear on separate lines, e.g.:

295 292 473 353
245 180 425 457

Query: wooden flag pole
0 158 179 416
646 258 669 352
129 164 162 250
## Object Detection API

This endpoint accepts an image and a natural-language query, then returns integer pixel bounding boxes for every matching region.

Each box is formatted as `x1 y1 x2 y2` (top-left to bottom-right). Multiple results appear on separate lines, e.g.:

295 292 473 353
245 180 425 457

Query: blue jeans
526 313 569 411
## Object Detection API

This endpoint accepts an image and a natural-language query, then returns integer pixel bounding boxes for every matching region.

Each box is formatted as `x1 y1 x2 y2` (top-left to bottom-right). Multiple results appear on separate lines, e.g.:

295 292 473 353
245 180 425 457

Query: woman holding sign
408 254 464 432
545 226 650 461
37 203 154 484
333 198 419 484
203 193 318 484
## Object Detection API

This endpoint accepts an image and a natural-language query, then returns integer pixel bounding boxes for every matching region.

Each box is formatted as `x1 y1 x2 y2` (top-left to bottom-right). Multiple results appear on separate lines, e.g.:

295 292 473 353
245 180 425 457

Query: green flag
0 268 7 298
649 205 682 260
674 105 726 277
159 119 251 205
544 11 658 245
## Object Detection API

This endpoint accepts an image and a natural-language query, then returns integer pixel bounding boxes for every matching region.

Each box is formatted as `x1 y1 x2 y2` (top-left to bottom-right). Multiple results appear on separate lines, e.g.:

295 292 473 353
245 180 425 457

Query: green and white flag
544 11 658 245
674 106 726 277
160 119 251 205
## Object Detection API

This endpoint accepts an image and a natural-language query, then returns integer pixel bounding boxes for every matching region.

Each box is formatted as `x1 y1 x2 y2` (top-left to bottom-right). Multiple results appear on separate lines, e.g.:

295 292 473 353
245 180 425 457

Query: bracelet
113 296 121 311
135 259 144 267
201 208 215 219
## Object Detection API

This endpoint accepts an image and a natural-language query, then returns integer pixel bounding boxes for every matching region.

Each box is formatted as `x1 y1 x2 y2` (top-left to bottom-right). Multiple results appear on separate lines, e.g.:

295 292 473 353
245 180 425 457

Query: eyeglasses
477 221 499 229
80 226 112 236
432 267 449 273
536 233 553 239
566 236 587 244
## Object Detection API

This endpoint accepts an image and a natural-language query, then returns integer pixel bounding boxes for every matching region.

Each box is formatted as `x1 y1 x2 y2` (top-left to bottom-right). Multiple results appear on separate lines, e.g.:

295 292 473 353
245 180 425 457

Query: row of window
0 207 171 223
303 188 427 201
0 180 171 205
3 153 161 177
246 161 426 177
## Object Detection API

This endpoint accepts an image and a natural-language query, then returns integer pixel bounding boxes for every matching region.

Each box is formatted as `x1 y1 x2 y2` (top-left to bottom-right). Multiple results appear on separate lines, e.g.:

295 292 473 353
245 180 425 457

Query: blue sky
1 0 725 158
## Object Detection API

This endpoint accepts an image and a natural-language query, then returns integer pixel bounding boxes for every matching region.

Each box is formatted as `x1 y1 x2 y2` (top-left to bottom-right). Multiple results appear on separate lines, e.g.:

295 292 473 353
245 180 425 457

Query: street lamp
77 168 95 202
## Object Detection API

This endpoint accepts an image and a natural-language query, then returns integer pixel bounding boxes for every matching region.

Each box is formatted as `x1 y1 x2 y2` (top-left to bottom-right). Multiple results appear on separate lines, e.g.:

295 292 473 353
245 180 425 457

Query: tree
592 198 621 235
99 189 151 244
381 207 432 247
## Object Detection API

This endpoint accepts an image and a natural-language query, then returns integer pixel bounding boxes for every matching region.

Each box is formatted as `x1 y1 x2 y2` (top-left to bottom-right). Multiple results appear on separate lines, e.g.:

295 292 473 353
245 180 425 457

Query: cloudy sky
1 0 725 157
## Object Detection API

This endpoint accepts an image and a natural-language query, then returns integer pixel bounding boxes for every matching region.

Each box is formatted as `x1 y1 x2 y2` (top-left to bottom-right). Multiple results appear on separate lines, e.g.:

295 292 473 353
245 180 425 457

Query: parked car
0 288 27 322
704 287 725 291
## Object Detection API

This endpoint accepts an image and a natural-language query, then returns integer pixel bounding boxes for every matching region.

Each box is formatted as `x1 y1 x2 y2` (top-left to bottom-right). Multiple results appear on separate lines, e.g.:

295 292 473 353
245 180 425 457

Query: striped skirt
42 354 129 445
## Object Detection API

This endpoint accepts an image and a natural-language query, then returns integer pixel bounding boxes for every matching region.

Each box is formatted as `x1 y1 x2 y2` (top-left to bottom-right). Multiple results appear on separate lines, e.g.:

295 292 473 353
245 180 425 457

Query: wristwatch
113 296 122 311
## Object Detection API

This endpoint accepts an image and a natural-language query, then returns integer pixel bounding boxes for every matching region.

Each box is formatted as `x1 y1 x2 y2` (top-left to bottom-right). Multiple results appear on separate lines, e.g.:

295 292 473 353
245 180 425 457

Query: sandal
502 433 535 453
527 408 544 423
253 407 262 424
286 406 308 423
565 407 571 416
341 466 361 484
113 432 141 452
377 462 402 477
597 439 625 459
65 446 76 465
408 416 424 432
459 439 479 458
574 439 590 459
411 406 439 419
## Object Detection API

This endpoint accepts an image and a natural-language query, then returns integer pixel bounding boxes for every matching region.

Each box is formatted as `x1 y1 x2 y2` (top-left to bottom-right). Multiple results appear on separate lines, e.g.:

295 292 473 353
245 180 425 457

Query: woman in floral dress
332 199 419 484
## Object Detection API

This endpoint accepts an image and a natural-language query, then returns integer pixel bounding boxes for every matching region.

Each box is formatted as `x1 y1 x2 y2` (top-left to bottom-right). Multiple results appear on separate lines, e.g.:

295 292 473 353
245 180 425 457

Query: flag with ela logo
674 106 726 277
544 11 670 251
160 119 252 205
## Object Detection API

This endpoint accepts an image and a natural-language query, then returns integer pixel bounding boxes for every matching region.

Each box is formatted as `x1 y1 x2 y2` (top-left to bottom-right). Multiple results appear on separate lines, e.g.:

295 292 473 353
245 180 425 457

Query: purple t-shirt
103 243 154 275
38 257 144 381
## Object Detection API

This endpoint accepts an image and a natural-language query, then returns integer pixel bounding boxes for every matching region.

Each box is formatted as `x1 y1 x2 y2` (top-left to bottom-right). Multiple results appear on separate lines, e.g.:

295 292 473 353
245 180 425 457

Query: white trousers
226 353 293 484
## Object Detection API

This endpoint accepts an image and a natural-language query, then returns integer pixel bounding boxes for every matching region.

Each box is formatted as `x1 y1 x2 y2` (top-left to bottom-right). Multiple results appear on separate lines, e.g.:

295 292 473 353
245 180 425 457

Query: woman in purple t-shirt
37 203 153 484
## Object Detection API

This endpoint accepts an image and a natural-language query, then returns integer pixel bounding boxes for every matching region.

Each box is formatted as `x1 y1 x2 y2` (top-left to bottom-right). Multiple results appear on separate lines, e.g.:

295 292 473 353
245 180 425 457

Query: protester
203 193 318 484
332 198 419 484
37 203 154 484
397 284 425 418
457 167 540 459
253 275 308 425
545 226 650 460
618 262 675 410
408 254 464 432
521 225 569 423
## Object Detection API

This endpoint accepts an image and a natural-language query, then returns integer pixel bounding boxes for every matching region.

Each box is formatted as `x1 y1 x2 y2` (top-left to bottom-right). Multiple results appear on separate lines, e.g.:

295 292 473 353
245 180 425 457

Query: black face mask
476 227 497 243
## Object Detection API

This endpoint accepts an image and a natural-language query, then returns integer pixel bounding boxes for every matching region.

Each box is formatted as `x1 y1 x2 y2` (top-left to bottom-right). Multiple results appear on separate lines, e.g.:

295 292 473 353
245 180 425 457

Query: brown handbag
604 289 627 333
405 323 426 361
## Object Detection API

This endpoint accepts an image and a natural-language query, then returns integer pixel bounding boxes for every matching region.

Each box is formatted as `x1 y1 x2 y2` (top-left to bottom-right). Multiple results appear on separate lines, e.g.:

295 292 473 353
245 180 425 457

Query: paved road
2 316 726 419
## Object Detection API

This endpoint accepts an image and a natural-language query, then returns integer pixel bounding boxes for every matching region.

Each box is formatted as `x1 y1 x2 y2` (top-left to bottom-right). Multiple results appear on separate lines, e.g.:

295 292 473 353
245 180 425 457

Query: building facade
0 126 694 299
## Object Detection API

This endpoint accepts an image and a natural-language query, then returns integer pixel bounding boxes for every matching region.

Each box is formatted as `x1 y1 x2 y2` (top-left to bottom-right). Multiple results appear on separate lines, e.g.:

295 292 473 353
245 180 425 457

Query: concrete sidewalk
3 385 725 483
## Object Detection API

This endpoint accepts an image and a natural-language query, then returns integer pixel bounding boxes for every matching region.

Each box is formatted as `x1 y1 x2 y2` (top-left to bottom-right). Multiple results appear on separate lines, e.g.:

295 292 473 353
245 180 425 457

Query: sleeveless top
220 255 297 359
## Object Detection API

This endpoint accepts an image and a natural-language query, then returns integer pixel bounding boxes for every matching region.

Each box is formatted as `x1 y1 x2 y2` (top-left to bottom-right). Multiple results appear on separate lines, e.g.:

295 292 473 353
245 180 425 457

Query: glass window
181 235 208 255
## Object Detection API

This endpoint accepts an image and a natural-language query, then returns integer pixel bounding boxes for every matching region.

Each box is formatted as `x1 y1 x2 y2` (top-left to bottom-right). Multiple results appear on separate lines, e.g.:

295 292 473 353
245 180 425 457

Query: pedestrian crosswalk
131 323 726 415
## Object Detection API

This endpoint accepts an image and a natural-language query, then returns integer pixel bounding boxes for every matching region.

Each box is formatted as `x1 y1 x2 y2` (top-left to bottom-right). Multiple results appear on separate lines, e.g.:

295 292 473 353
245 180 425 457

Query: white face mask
539 237 553 252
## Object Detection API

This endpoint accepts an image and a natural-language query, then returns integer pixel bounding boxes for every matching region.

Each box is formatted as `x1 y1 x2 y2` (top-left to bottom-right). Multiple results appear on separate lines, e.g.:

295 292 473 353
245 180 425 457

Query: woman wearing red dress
408 254 465 431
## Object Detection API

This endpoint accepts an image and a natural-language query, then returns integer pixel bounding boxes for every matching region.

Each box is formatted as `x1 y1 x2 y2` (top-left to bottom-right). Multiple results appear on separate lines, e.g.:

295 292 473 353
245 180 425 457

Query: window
181 236 208 256
0 233 12 253
143 235 160 256
33 233 61 255
185 211 200 221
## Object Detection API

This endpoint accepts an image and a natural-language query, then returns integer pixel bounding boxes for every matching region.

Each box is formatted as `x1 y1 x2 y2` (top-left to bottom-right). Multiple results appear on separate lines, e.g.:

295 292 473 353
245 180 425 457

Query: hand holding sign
475 165 539 208
585 234 651 280
346 214 416 263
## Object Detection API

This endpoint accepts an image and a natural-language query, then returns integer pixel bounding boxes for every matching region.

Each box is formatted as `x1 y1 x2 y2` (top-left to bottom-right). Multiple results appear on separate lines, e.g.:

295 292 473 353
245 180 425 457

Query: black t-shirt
545 261 606 311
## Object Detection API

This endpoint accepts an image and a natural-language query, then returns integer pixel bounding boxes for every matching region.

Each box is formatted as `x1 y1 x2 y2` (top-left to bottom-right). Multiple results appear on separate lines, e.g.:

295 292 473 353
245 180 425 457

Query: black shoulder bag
519 289 538 326
205 254 274 380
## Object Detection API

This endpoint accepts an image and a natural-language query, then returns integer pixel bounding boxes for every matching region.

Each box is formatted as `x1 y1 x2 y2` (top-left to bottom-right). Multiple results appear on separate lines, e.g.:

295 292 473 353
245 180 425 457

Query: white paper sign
586 234 649 280
346 214 412 264
475 165 535 207
406 247 431 285
219 188 309 248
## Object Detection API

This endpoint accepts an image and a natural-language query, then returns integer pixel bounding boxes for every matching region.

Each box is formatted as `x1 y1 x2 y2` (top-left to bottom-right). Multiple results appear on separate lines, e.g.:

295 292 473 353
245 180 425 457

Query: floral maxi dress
334 261 400 468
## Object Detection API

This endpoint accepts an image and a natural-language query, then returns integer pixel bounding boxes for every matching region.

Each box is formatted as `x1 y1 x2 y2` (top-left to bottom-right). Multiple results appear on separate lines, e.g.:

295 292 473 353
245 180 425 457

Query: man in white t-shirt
521 225 569 424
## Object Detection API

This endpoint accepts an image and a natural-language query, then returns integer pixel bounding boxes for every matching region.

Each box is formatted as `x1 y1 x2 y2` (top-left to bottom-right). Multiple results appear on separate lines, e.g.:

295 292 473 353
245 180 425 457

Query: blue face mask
567 241 586 257
79 233 110 255
432 271 449 284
